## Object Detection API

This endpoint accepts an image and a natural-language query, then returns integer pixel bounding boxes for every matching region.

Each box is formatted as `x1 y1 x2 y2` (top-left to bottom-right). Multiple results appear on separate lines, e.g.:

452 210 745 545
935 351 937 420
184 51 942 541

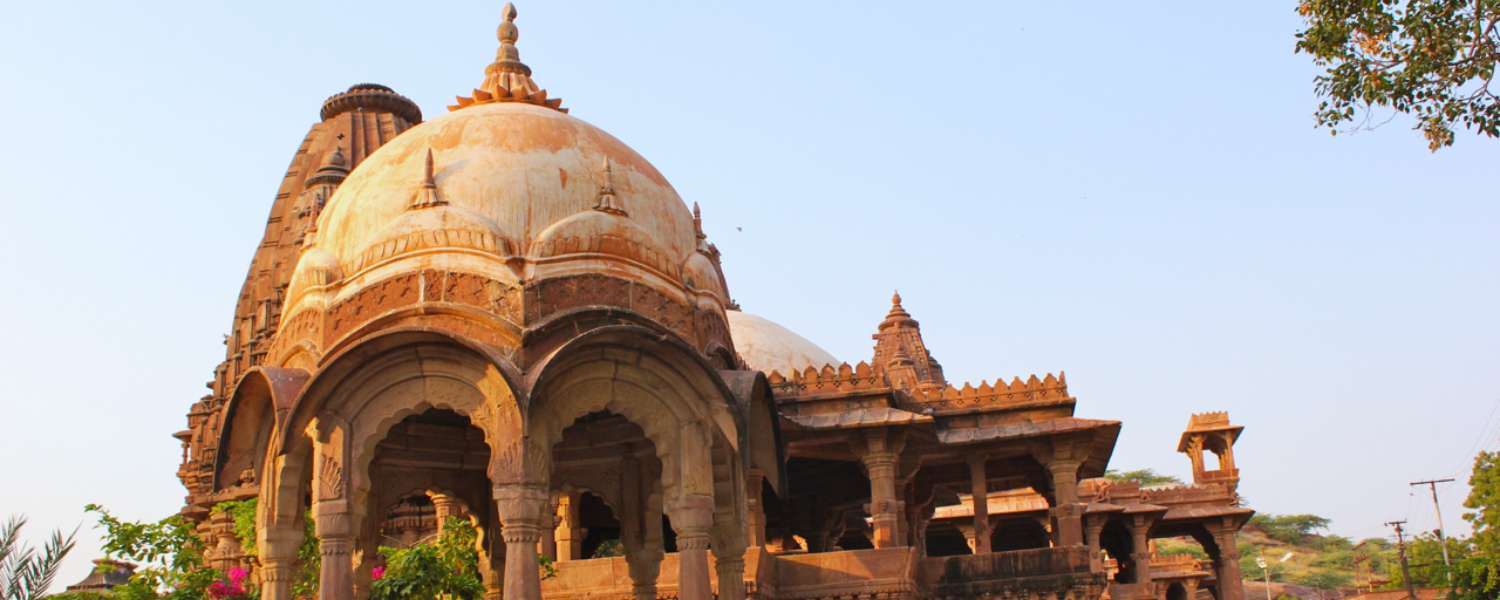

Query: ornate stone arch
524 324 743 503
257 328 525 580
215 367 308 492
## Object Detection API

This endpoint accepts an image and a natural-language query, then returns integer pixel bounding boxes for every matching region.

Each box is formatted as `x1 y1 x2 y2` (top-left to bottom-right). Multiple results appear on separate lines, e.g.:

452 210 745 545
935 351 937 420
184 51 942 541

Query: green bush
1248 514 1331 545
369 518 484 600
1296 569 1351 590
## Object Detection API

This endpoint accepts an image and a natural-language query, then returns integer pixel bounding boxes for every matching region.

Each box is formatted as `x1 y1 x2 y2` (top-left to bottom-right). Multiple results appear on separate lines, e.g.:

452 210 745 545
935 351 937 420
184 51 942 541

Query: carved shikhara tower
176 6 1255 600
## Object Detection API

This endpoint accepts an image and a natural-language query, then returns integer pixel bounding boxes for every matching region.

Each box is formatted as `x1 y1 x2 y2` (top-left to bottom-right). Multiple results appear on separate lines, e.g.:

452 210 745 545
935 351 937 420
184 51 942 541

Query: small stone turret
1177 411 1243 492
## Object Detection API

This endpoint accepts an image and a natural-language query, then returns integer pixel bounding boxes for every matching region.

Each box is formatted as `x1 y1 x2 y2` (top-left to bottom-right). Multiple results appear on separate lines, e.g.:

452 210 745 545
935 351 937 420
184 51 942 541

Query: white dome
726 310 839 375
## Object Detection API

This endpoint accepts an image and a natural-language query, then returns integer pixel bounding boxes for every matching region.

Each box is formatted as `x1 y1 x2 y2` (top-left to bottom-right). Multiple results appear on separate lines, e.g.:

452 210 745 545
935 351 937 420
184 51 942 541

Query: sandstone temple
172 6 1254 600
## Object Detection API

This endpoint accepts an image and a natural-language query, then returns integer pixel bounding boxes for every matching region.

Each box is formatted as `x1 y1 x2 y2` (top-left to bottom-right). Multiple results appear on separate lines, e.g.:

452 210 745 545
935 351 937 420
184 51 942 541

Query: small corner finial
424 148 435 185
593 158 627 216
411 147 445 209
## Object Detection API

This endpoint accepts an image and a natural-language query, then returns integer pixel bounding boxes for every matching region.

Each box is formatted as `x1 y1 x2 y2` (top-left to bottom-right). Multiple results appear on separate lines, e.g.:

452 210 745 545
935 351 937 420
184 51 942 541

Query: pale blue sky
1 0 1495 589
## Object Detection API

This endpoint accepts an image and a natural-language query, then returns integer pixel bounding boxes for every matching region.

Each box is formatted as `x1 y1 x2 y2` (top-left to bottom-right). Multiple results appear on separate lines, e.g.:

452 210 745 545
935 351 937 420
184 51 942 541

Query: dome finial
411 148 445 209
883 290 913 324
497 3 520 62
450 2 566 113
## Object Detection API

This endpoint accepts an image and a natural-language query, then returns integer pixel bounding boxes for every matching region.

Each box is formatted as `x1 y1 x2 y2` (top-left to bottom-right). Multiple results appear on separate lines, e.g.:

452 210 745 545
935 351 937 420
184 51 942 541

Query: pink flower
228 567 248 584
371 566 385 581
208 581 230 599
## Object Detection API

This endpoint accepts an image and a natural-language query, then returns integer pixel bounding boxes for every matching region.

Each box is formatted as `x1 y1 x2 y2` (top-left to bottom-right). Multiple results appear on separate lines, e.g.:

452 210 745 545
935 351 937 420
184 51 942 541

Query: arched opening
550 411 665 561
578 492 621 559
1205 449 1223 471
216 368 305 492
524 324 751 600
255 332 524 600
1100 519 1138 583
362 408 497 595
781 458 870 553
380 494 437 548
992 517 1052 552
1167 582 1189 600
923 523 973 557
834 526 874 551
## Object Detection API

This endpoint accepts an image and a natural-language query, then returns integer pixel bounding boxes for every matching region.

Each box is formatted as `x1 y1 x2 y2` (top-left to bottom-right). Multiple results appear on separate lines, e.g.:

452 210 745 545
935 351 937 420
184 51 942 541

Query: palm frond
0 516 78 600
15 526 77 600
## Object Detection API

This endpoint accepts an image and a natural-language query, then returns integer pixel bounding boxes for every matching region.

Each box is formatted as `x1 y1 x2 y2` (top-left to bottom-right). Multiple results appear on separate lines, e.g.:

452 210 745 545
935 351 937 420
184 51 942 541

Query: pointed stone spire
593 158 626 215
450 3 566 112
411 148 446 209
871 290 946 388
693 202 705 239
692 202 713 253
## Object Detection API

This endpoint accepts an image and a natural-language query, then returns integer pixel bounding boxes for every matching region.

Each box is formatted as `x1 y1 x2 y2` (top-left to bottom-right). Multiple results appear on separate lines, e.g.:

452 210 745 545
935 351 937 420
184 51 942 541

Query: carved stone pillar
1129 515 1154 591
957 524 979 554
673 494 715 600
260 556 296 600
478 500 505 600
541 493 560 561
314 504 355 600
1210 525 1244 600
1084 514 1109 568
625 457 664 600
745 468 767 547
555 491 582 561
259 522 302 600
967 455 992 554
431 492 467 531
495 484 548 600
857 429 906 548
1048 460 1084 546
714 551 746 600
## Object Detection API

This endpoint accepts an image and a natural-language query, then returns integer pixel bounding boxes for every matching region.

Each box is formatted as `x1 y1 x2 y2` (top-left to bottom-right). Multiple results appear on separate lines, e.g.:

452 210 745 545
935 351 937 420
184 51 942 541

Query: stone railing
537 546 1106 600
773 548 920 600
917 546 1105 600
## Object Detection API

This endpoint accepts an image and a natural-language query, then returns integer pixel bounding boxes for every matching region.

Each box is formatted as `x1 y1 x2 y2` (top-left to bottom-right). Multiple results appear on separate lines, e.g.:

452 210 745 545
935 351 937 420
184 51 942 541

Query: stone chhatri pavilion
173 6 1254 600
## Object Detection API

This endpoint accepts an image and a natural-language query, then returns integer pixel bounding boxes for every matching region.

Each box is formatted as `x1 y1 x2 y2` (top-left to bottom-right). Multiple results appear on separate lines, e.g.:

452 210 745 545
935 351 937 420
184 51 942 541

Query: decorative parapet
1185 411 1240 433
767 361 888 398
767 363 1071 414
909 373 1071 412
1150 554 1210 576
1138 483 1235 506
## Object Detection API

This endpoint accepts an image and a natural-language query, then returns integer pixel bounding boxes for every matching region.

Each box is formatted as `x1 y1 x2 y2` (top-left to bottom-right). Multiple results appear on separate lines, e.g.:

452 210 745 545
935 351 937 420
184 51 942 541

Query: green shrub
369 518 483 600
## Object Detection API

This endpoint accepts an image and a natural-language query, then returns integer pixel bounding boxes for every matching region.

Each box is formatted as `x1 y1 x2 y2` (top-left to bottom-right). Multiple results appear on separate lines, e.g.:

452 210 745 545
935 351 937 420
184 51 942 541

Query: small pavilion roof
935 417 1119 445
1176 411 1244 452
782 406 932 430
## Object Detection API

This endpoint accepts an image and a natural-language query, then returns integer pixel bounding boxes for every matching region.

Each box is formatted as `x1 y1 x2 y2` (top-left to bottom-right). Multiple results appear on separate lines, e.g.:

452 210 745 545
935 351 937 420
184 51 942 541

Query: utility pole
1387 520 1419 600
1411 477 1456 586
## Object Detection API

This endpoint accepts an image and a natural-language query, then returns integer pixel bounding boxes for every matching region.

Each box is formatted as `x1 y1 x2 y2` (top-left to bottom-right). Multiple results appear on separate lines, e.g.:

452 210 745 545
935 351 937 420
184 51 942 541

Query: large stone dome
270 3 735 370
726 310 839 375
285 101 719 312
